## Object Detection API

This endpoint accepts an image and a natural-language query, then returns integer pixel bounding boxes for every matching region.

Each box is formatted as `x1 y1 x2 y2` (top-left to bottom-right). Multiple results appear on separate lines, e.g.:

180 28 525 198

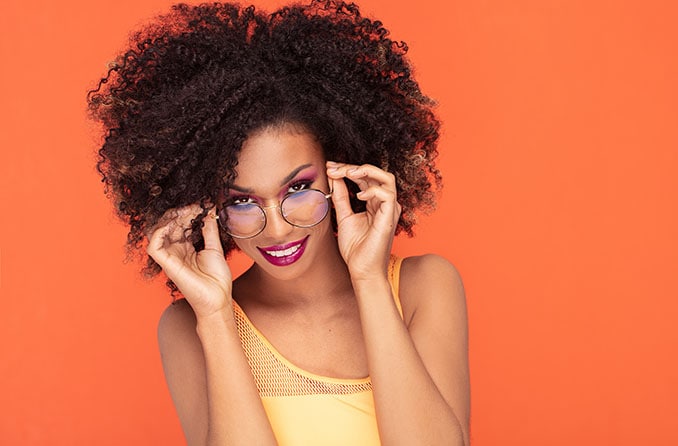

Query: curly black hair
88 0 442 279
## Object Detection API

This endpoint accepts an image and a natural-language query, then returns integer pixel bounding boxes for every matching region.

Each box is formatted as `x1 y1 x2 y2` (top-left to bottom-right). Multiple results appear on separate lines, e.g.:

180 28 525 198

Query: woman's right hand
147 204 233 319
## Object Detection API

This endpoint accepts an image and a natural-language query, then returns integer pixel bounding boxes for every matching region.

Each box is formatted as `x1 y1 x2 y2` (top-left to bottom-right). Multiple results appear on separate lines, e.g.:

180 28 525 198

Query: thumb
203 209 224 254
329 177 354 224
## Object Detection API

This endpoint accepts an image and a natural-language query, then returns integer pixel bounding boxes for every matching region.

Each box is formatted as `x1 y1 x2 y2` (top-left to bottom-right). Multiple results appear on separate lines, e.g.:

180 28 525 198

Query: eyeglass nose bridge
258 202 285 231
260 190 332 214
260 203 281 211
220 189 333 238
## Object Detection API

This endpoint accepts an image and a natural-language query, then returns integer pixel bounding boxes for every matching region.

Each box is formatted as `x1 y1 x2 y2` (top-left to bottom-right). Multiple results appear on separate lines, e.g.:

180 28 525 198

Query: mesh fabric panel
233 256 401 398
233 303 373 398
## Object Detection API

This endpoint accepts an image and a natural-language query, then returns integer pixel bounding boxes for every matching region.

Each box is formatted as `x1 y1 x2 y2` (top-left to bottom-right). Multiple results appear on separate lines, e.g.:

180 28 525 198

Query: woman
88 1 469 445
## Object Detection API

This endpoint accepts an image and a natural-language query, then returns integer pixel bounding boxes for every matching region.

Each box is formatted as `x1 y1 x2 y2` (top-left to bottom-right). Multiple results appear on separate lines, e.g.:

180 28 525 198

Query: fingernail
326 161 339 171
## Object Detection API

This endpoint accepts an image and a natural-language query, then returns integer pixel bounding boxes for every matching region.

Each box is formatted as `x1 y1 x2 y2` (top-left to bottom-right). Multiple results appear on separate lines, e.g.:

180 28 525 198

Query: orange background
1 0 676 444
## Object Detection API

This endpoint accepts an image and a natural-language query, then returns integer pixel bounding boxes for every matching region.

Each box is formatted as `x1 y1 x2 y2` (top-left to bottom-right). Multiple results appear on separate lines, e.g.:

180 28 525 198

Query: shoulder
397 254 470 437
157 299 203 376
157 299 209 445
400 254 463 284
158 298 198 346
398 254 466 328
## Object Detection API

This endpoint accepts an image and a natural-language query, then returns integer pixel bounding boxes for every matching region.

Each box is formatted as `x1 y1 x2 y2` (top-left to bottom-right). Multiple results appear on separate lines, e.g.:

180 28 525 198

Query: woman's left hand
326 161 402 282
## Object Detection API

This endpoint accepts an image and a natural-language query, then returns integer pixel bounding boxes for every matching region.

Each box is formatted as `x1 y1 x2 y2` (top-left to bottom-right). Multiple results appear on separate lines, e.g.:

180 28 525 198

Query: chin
240 224 335 281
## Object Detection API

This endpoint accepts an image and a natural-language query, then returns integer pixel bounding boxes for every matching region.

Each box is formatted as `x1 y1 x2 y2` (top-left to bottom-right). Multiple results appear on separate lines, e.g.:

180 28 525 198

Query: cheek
312 212 335 238
232 238 255 254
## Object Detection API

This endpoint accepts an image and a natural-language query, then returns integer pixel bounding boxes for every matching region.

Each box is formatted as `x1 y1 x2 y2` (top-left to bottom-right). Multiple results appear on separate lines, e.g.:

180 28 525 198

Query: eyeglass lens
221 189 329 238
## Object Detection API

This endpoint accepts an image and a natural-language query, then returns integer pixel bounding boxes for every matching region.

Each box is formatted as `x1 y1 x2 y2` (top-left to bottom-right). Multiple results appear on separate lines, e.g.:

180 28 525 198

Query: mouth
257 236 309 267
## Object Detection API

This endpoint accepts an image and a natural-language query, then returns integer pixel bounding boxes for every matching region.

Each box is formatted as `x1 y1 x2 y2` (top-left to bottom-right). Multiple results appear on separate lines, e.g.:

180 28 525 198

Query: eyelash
229 195 255 205
287 179 314 193
228 179 315 205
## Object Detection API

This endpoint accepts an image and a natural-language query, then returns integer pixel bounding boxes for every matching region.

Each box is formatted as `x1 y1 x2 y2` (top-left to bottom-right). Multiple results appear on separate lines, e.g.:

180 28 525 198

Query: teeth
265 244 301 258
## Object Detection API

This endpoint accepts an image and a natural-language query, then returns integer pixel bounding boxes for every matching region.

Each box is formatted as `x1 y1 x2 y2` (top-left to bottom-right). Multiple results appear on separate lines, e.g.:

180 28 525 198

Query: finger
147 223 171 260
146 205 203 257
348 165 396 190
356 186 400 221
327 161 396 191
327 162 367 189
146 224 193 274
202 209 224 254
145 208 178 242
329 176 354 224
327 161 394 184
147 205 199 236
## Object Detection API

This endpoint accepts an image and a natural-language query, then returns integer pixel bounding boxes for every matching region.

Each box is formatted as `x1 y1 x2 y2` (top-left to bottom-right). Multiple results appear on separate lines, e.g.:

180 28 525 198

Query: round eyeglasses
217 189 332 239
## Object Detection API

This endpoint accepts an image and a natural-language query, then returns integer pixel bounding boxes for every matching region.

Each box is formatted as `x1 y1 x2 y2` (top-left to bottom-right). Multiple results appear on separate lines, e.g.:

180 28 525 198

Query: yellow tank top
232 256 404 446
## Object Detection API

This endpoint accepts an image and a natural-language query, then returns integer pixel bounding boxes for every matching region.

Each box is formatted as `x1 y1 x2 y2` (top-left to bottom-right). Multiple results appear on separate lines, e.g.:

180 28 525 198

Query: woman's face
227 123 335 280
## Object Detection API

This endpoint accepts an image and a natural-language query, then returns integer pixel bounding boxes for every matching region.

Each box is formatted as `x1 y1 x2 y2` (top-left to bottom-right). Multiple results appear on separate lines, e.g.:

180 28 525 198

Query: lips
257 236 309 267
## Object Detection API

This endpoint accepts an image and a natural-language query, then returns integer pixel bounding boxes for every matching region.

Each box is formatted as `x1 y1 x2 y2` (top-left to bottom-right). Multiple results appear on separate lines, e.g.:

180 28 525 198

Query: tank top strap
232 255 404 398
231 300 373 397
387 255 404 320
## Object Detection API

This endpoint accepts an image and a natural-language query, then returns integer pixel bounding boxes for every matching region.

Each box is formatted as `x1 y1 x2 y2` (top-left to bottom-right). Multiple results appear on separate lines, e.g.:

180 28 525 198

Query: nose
261 203 294 238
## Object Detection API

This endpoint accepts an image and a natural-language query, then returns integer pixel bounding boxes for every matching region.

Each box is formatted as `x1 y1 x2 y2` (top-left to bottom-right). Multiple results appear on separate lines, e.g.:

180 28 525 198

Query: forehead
234 125 325 185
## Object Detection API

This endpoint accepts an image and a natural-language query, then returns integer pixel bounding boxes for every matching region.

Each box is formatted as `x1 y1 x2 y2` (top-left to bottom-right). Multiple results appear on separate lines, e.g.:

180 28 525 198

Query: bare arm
354 255 469 446
150 206 277 446
327 162 469 445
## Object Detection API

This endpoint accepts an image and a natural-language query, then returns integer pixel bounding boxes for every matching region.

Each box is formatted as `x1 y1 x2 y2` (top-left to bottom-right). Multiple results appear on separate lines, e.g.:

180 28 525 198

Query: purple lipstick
257 236 309 267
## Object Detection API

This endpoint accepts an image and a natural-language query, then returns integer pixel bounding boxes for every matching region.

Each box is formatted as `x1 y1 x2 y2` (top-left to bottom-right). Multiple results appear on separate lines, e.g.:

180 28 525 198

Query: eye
228 195 257 206
287 179 314 194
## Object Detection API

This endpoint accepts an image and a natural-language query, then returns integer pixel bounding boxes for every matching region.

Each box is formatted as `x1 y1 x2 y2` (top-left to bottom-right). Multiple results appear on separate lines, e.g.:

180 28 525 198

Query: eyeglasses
218 189 332 239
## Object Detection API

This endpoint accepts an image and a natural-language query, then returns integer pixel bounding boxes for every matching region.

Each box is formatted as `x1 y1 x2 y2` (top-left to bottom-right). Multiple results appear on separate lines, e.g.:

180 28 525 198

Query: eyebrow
229 163 314 193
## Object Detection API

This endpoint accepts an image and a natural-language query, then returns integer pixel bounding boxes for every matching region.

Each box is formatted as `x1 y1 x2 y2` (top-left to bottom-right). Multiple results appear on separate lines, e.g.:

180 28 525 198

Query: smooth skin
151 124 470 446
